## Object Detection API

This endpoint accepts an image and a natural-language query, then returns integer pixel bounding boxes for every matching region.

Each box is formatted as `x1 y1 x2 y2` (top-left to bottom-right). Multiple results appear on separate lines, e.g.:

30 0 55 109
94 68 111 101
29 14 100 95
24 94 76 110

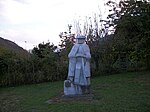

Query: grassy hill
0 72 150 112
0 37 29 58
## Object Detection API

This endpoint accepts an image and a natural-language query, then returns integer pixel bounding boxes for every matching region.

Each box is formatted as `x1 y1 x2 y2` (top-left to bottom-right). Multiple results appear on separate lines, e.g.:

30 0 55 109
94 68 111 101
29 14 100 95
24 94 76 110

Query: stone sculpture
64 35 91 95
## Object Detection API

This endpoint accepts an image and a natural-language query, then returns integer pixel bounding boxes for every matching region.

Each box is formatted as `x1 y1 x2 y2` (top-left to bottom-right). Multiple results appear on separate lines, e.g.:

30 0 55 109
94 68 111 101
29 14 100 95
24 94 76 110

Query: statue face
76 38 85 44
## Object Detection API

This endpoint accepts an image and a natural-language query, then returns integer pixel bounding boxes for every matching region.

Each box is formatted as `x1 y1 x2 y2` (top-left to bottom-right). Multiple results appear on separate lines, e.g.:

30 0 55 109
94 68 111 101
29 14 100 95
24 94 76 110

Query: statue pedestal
64 80 82 95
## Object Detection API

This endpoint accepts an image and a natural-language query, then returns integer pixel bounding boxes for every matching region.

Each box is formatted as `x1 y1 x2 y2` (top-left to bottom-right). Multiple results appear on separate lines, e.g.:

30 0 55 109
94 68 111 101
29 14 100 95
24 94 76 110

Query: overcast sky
0 0 119 50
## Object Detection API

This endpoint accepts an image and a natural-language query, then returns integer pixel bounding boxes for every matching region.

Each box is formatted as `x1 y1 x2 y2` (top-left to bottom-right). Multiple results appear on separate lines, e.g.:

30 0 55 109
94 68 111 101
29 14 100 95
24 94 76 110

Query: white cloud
0 0 116 50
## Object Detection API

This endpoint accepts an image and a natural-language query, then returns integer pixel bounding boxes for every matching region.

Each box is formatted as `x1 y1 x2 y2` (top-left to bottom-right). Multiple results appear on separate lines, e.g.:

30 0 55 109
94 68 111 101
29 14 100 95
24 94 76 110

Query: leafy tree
32 42 62 82
32 42 57 59
111 0 150 70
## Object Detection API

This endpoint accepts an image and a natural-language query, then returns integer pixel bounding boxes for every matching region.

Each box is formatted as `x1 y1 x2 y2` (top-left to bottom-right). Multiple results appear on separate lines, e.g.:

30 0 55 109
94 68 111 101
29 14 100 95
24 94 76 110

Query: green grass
0 72 150 112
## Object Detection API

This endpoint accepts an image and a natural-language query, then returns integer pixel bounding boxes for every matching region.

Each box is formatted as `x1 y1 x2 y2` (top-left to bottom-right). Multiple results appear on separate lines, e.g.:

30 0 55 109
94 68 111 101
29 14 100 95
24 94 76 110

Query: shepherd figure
64 35 91 95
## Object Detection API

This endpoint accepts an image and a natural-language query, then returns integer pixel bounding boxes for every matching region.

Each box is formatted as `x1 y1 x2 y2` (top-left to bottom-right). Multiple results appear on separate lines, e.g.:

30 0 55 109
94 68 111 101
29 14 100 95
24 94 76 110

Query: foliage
0 41 65 86
111 0 150 70
70 0 150 75
74 14 114 75
0 0 150 87
0 47 30 86
31 42 67 82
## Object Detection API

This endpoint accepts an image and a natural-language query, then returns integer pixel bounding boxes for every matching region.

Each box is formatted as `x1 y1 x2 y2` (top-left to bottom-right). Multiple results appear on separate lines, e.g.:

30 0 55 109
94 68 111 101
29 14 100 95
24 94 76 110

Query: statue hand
67 76 74 82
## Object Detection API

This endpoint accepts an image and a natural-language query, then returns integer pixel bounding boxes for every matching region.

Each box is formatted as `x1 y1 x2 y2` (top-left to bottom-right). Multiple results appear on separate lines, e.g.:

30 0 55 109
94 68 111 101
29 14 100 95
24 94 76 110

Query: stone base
64 80 82 95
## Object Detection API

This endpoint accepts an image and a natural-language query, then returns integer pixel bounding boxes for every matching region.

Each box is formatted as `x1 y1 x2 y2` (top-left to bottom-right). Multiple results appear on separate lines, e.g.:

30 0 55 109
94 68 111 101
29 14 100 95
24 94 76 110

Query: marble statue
64 35 91 95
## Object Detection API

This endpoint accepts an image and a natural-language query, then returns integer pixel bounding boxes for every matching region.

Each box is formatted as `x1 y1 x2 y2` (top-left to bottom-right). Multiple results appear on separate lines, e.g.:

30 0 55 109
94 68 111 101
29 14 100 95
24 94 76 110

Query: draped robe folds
68 43 91 86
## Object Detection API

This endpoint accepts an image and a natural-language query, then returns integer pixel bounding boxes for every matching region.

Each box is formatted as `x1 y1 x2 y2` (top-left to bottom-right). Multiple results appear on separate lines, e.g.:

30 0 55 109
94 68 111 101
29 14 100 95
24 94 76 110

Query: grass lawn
0 72 150 112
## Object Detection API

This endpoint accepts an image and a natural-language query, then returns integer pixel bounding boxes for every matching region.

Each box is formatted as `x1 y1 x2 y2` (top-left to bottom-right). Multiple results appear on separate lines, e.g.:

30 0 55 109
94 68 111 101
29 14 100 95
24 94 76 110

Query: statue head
76 35 86 44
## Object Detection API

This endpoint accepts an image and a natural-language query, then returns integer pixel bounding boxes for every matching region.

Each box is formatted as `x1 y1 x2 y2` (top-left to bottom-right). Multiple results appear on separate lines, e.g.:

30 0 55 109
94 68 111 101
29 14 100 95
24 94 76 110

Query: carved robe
68 43 91 86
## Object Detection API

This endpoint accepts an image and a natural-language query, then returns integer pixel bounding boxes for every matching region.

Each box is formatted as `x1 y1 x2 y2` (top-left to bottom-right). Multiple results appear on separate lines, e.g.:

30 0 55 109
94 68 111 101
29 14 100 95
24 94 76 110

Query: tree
31 42 63 82
107 0 150 70
32 42 57 59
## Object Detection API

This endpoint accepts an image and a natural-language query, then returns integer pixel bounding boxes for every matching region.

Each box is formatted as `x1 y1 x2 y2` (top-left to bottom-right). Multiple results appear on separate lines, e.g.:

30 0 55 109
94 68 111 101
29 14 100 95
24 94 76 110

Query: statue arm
68 45 77 58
